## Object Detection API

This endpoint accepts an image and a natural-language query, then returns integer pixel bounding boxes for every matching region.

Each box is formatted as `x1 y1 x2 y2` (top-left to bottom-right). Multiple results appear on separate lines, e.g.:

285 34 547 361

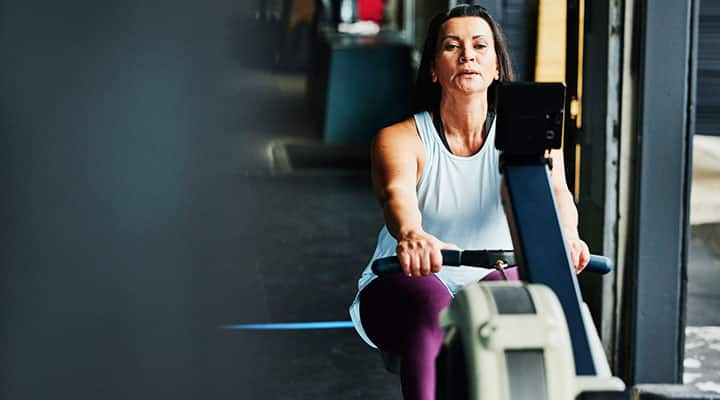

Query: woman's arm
548 149 590 272
371 119 458 276
371 120 424 239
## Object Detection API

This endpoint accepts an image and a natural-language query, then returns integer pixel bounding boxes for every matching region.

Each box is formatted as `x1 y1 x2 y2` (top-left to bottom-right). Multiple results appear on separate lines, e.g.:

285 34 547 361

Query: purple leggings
359 267 519 400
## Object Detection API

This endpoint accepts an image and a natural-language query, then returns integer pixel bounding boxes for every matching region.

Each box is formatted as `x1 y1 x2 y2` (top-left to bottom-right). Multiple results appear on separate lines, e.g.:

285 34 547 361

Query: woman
348 5 590 400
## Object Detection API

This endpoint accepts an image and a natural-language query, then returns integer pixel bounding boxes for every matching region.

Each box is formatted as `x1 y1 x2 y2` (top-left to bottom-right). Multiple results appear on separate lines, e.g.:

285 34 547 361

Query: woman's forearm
554 188 580 239
382 191 424 240
554 186 591 270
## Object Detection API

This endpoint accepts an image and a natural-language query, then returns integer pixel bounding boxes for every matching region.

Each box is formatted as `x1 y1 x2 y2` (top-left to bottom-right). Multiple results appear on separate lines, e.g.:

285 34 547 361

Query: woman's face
432 16 499 98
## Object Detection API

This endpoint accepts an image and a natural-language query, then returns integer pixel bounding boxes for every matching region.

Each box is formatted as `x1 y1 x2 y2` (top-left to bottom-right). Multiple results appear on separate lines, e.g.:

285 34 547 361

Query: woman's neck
438 94 488 153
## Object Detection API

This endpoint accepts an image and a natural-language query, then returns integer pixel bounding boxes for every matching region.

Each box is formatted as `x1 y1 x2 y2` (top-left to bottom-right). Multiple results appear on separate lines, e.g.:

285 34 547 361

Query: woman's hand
396 230 460 277
566 234 590 273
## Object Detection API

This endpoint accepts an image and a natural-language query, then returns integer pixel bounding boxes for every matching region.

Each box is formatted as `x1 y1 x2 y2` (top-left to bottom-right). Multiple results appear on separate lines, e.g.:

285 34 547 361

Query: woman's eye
444 43 460 50
475 43 487 49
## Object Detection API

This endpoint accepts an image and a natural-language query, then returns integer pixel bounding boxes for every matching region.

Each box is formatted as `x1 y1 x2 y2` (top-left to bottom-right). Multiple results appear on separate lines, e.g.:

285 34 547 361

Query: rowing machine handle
370 250 613 276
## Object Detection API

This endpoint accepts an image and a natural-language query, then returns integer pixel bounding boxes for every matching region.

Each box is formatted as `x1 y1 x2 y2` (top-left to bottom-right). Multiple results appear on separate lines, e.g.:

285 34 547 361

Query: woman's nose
459 47 476 63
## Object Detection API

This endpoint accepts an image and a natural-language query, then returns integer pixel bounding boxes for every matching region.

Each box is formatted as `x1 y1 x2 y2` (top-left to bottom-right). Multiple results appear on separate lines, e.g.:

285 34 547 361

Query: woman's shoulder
371 115 426 184
374 116 422 147
371 116 425 167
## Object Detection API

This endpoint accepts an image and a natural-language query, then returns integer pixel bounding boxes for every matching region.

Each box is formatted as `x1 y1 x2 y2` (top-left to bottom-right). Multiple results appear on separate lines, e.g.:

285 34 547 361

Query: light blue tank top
349 111 514 348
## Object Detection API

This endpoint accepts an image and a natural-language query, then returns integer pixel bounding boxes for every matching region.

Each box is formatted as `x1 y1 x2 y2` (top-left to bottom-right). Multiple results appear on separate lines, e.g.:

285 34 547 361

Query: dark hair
414 4 514 113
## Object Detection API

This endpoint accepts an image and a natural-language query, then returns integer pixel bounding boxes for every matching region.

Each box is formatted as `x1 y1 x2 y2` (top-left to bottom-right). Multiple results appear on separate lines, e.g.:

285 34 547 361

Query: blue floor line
222 321 355 330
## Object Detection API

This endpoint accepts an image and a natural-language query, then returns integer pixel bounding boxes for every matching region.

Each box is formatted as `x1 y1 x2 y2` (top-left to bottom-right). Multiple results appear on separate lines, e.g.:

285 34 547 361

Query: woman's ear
431 70 438 83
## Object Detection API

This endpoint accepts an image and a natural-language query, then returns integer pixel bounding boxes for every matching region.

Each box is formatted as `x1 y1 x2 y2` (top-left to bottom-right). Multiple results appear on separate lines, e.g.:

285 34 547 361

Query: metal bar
222 321 355 330
501 163 596 375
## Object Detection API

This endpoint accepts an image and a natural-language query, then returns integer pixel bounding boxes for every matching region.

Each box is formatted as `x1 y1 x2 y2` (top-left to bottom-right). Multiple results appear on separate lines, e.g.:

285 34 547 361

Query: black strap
486 111 496 136
432 110 453 153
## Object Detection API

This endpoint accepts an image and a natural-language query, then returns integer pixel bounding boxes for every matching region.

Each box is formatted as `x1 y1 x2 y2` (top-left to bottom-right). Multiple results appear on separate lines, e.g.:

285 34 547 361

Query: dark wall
0 1 236 398
499 0 538 81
